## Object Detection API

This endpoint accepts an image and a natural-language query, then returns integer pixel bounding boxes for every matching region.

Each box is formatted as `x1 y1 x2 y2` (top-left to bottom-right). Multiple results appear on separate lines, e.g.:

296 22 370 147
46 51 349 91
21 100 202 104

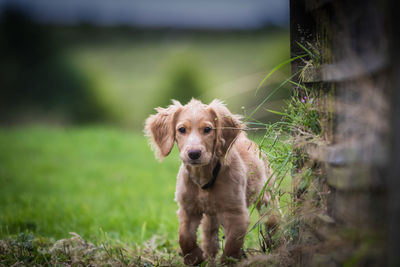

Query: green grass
0 126 181 244
0 126 293 249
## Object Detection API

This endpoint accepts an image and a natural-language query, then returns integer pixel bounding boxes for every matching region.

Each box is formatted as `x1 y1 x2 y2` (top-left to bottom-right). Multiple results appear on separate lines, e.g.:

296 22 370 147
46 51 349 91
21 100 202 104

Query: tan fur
145 99 275 265
144 100 182 161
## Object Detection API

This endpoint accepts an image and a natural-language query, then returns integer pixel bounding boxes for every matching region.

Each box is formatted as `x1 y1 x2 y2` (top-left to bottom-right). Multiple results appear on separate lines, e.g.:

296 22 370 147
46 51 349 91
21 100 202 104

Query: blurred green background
0 4 290 246
0 7 290 127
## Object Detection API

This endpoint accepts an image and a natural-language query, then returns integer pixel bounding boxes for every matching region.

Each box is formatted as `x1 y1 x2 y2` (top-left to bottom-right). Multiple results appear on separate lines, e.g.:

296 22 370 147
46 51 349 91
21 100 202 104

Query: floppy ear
145 100 182 161
208 99 244 158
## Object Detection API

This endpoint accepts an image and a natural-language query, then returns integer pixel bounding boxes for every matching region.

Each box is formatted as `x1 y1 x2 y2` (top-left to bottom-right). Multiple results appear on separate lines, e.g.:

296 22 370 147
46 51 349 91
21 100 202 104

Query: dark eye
178 127 186 134
204 127 212 134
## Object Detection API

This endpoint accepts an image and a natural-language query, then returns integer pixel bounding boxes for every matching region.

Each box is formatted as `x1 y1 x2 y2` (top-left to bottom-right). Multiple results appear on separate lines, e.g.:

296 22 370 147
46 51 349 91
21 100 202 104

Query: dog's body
145 99 275 265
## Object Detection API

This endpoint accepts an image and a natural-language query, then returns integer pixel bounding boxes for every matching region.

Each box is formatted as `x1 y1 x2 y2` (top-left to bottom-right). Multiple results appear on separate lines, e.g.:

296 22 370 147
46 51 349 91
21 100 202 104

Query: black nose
188 150 201 160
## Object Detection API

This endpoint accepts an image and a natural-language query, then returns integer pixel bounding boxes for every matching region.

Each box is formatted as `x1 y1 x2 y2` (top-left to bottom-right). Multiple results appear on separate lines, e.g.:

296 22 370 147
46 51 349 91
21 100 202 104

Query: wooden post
388 0 400 265
290 0 392 265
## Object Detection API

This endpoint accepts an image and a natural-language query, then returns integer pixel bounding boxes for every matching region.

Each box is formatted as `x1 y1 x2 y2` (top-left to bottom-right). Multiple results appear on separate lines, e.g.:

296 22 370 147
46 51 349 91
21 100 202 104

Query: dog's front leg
201 214 220 260
220 211 249 263
178 209 204 266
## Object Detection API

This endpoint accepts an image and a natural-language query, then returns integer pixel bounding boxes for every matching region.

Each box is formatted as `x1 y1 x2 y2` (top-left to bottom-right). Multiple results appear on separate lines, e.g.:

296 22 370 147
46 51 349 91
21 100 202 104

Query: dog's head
145 99 243 165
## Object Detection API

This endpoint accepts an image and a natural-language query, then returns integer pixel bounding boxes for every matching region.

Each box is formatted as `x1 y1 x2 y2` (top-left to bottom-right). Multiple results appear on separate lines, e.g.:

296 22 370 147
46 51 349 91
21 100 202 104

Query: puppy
145 99 275 265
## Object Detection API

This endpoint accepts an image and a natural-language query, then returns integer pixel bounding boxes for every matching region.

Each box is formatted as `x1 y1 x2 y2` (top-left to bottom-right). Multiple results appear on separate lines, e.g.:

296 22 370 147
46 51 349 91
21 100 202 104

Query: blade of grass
247 153 292 235
244 70 301 123
289 80 310 98
246 122 269 126
263 108 289 117
289 80 309 93
250 170 277 216
255 54 306 95
296 41 318 62
267 134 279 153
250 151 292 216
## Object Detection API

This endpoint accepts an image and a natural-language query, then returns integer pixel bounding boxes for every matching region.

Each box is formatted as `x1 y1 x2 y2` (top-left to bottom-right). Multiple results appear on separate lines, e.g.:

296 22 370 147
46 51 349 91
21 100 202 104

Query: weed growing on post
241 46 324 266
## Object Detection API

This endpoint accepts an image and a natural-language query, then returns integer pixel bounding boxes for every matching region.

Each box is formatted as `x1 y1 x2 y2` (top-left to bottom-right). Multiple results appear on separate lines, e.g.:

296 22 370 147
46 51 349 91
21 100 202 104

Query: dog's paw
183 247 205 266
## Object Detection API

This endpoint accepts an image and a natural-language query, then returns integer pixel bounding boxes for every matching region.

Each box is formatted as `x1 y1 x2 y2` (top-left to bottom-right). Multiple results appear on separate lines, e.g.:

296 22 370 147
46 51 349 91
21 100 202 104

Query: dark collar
201 160 221 190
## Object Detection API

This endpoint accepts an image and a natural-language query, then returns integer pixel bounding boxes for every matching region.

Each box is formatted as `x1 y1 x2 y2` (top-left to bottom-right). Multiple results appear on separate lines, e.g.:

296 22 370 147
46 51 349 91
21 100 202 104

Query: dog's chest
181 189 219 215
197 190 218 214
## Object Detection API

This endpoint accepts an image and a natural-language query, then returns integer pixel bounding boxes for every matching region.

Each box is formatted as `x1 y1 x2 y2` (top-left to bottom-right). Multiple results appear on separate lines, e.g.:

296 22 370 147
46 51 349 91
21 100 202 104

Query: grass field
0 126 291 250
0 22 301 265
0 126 181 245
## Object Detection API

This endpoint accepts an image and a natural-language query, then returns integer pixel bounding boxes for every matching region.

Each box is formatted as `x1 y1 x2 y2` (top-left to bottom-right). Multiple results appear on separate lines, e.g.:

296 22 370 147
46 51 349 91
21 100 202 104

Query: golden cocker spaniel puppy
145 99 276 265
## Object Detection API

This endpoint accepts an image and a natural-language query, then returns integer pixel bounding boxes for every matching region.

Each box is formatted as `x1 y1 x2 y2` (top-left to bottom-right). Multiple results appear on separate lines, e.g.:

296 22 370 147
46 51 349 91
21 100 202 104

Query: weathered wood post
388 0 400 265
290 0 395 265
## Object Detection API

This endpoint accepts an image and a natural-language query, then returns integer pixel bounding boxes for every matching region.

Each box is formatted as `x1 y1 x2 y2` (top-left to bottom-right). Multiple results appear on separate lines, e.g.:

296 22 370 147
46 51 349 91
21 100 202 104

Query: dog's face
174 102 216 166
145 99 243 164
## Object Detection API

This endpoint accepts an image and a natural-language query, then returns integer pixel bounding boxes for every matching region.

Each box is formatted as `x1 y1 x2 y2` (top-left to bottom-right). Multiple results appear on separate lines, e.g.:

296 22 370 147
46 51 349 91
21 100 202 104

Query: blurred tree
157 53 207 107
0 6 111 124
